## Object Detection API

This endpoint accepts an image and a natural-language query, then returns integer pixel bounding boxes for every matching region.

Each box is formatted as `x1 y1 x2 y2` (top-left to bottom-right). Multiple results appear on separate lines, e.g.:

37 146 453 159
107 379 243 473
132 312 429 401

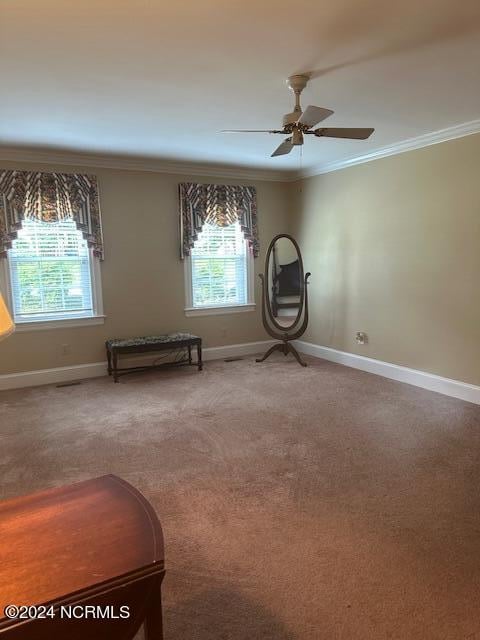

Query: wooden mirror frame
265 234 305 332
256 234 311 367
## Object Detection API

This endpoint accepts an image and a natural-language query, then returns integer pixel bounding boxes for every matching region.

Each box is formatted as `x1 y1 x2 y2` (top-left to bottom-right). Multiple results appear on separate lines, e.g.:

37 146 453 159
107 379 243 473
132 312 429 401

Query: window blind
191 221 247 308
8 218 93 322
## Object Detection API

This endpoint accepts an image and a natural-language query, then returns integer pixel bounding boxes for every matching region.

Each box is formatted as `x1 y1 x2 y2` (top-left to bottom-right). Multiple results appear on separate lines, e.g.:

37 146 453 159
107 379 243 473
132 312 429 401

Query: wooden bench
105 333 202 382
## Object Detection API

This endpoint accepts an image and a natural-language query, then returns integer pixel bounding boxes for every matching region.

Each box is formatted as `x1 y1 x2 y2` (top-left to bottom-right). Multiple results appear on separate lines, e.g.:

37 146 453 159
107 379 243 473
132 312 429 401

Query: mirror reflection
268 237 302 329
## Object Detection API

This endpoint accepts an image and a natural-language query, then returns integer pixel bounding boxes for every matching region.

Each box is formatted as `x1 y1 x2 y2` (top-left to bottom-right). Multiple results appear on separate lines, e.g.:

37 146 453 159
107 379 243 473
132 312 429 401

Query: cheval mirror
256 234 311 367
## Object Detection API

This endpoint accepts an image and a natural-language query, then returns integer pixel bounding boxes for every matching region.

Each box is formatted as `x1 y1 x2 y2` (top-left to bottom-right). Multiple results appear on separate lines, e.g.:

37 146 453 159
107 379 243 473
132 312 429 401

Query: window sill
14 315 106 332
184 304 255 318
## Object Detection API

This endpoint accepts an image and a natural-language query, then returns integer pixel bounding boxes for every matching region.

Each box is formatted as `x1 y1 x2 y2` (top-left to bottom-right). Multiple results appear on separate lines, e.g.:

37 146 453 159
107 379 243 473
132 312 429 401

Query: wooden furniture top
0 475 164 625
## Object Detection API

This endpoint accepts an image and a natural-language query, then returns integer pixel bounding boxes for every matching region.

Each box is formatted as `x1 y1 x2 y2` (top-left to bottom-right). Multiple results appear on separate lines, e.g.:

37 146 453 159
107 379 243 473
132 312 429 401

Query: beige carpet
1 354 480 639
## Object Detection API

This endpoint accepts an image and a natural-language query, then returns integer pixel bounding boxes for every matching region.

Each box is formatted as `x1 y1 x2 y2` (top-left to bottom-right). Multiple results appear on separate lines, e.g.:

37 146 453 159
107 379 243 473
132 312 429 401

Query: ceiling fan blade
221 129 283 133
313 127 375 140
297 106 334 128
271 138 294 157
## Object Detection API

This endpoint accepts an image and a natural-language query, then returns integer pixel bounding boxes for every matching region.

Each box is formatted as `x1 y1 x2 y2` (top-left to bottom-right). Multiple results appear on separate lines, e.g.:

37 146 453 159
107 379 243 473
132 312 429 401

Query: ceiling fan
222 74 374 157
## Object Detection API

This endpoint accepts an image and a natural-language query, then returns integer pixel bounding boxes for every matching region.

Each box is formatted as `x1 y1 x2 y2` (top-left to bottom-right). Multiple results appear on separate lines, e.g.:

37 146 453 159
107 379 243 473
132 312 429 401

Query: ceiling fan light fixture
291 129 303 146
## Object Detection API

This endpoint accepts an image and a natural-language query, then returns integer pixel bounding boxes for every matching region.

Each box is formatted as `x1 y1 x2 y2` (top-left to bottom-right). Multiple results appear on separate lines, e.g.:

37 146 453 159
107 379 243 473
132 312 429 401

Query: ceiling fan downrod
283 74 310 129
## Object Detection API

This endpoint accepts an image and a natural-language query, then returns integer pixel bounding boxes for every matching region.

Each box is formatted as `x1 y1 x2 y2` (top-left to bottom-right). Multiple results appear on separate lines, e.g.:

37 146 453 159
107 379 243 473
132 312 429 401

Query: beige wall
2 133 480 384
290 133 480 386
0 161 289 374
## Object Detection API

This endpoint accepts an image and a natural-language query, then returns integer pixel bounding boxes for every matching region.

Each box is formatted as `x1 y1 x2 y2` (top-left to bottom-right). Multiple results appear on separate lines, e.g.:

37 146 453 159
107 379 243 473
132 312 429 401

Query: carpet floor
1 354 480 639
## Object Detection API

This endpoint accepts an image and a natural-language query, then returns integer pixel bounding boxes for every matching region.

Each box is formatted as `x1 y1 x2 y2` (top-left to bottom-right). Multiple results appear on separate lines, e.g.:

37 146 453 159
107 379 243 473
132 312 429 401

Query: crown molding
1 118 479 183
295 119 480 180
0 146 294 183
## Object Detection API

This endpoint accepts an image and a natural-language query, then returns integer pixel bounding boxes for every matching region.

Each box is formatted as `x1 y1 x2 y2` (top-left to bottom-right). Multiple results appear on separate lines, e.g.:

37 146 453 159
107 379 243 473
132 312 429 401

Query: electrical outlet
355 332 368 345
61 344 70 355
220 328 227 338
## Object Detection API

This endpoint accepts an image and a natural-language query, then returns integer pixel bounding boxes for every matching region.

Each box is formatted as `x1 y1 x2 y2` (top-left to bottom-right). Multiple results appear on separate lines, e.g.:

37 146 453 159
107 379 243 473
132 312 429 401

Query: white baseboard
294 340 480 405
0 362 106 391
3 338 477 404
202 340 274 361
0 340 274 391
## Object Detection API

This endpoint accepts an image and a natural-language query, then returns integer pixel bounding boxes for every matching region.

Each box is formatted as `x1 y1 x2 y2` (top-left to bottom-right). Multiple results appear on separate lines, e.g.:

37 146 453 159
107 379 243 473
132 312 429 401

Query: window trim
183 236 255 317
0 245 105 333
184 303 256 318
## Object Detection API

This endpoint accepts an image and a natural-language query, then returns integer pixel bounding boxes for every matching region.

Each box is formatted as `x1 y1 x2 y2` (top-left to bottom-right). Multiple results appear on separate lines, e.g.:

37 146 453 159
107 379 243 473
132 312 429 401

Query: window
2 218 103 328
185 221 254 316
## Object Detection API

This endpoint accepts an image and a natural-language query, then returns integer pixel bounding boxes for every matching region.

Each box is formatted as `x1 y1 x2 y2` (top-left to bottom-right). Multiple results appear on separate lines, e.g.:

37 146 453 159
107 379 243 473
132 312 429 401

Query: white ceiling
1 0 479 174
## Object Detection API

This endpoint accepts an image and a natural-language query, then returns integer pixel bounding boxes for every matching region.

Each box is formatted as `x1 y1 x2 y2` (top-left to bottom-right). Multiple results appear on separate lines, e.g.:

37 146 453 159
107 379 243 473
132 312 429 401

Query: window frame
183 225 255 318
0 224 105 332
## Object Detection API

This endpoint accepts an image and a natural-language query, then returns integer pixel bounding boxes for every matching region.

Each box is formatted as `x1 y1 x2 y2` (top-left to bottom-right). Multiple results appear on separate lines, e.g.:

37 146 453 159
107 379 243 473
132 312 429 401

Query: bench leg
106 347 112 376
188 344 192 365
113 351 119 383
197 342 203 371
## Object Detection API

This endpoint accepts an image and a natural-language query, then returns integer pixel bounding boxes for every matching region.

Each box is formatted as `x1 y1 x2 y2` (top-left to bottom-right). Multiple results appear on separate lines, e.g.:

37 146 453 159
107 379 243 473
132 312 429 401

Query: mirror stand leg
255 343 283 363
287 342 308 367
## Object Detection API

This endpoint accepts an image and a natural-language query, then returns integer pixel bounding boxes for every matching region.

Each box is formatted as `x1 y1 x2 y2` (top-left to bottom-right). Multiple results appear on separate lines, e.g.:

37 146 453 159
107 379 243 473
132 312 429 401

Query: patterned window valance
179 182 259 259
0 170 104 259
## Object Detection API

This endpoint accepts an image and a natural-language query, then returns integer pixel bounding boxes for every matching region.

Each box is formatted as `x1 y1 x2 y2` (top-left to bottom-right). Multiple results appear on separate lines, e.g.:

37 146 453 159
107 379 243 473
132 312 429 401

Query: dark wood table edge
0 563 165 632
0 475 166 638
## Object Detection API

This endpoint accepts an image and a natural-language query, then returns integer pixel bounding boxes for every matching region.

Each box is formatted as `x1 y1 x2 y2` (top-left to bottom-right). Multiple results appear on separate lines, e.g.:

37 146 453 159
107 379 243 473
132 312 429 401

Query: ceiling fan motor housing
282 111 300 128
